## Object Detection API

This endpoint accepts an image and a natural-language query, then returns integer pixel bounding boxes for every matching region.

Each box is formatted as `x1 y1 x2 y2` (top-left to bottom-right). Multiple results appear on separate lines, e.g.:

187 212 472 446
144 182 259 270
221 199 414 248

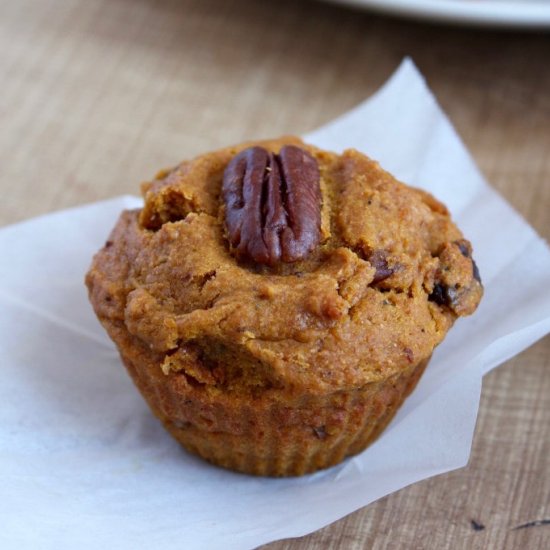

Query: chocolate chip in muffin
367 249 395 284
429 282 448 306
428 240 483 315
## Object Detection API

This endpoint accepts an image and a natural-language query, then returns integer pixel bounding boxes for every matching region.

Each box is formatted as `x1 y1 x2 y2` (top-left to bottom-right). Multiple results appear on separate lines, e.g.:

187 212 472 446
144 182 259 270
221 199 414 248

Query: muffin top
86 137 482 394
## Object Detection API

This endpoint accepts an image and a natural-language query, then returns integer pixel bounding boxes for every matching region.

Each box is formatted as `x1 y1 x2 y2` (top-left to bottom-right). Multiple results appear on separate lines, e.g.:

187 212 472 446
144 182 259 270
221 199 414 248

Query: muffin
85 136 483 476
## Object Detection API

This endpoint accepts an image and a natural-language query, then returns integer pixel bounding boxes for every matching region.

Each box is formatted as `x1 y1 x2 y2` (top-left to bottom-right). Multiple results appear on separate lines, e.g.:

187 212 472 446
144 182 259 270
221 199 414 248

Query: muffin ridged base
121 352 430 477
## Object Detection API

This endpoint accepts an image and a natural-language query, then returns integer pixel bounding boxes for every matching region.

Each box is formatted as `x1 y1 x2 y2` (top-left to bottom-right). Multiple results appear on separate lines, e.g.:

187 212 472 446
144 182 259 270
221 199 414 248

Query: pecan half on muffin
85 137 483 476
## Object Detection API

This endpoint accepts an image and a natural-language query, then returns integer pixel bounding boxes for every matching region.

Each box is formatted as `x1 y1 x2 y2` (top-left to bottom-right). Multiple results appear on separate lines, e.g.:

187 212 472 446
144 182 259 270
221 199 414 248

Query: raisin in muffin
85 136 483 476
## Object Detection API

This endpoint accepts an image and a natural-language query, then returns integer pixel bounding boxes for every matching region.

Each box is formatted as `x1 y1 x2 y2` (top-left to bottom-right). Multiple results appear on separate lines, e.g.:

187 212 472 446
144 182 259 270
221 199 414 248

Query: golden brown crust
85 136 483 475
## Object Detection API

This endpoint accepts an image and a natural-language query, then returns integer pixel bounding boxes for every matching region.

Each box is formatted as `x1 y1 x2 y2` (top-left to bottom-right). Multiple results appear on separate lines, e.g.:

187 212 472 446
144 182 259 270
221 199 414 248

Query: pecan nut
222 145 321 265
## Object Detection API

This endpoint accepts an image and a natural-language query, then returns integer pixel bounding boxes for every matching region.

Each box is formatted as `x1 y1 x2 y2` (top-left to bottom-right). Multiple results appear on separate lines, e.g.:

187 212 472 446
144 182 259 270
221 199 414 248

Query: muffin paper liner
121 347 430 476
1 59 550 549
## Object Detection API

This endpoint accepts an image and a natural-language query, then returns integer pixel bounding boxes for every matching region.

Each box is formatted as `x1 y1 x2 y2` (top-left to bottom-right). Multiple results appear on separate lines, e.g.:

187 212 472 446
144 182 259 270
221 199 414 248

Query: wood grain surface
1 1 548 548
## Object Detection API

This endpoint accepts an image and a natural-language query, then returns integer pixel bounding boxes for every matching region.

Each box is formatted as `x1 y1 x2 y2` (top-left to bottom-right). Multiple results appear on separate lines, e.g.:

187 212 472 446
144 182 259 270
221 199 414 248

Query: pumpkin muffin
85 136 483 476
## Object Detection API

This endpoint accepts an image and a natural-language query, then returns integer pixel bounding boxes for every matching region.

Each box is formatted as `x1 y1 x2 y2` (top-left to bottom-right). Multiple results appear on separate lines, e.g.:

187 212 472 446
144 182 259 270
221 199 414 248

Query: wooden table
2 1 548 548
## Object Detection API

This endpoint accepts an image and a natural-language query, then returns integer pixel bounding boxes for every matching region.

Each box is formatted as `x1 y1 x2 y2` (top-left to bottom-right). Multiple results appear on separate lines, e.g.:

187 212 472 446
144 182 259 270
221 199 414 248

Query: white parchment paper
1 59 549 550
